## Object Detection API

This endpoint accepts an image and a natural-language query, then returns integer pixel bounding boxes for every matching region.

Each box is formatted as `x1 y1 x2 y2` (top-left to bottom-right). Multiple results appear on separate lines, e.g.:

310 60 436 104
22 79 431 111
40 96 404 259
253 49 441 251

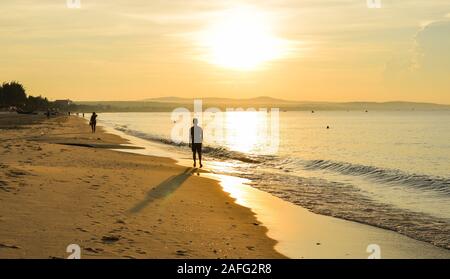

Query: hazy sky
1 0 449 103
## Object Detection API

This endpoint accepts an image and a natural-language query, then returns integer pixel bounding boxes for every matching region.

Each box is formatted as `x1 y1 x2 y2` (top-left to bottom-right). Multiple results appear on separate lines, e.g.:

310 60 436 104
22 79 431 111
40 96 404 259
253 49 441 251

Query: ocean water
98 111 450 249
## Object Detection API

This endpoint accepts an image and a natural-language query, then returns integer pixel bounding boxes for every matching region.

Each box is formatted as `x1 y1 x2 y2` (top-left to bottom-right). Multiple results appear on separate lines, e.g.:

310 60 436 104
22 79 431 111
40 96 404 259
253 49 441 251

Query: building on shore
54 99 73 107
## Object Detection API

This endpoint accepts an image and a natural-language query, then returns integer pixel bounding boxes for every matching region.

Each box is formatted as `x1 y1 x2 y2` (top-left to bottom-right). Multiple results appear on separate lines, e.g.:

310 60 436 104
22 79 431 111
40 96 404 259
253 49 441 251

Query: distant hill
74 97 450 112
142 96 296 104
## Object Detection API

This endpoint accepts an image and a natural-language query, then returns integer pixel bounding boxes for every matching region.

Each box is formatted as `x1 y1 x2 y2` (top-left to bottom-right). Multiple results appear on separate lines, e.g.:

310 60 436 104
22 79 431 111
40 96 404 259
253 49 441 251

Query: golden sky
1 0 449 103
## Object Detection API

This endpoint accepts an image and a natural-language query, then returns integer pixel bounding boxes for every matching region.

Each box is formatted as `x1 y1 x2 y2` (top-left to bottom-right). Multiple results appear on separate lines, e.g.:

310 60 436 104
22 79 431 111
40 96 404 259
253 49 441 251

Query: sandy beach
0 114 283 259
1 114 449 259
2 0 450 264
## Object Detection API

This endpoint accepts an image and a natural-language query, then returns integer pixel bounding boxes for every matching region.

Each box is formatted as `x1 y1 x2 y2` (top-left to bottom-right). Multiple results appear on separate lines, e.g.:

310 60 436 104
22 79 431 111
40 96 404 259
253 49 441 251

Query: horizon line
70 97 450 106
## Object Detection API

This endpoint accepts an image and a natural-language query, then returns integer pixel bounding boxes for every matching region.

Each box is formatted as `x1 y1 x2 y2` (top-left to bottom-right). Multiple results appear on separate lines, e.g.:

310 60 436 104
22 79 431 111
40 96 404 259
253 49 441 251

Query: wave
303 159 450 195
111 123 449 195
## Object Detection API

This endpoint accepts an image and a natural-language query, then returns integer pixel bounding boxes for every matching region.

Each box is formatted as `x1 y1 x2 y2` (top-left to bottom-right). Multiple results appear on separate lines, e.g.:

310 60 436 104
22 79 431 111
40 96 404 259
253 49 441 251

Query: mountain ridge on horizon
142 96 295 104
74 96 450 112
79 96 449 107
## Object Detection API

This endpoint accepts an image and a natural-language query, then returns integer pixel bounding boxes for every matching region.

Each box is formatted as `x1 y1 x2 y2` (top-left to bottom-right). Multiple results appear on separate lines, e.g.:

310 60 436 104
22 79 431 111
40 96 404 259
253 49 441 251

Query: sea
98 110 450 249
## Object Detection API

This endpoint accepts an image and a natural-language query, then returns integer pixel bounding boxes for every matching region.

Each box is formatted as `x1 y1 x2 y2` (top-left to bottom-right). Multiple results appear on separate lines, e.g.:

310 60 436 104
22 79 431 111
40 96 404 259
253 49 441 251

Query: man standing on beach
189 118 203 168
89 112 98 133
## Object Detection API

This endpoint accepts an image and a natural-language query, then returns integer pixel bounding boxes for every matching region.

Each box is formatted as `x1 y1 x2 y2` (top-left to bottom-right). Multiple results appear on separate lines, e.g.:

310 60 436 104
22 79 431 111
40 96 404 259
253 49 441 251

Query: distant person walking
89 112 98 133
189 118 203 168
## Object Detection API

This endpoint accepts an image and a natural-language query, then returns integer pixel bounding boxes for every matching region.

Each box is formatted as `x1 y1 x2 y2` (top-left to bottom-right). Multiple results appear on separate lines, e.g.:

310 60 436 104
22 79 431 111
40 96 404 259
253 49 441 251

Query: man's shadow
128 167 195 213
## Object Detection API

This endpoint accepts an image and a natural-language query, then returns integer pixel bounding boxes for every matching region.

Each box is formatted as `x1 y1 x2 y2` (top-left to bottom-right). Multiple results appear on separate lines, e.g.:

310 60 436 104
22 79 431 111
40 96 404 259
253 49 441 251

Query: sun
199 6 289 71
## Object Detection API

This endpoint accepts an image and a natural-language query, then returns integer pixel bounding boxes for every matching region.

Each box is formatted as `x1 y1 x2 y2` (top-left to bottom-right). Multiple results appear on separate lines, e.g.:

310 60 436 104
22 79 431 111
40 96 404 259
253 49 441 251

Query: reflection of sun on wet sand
208 175 450 259
0 114 282 259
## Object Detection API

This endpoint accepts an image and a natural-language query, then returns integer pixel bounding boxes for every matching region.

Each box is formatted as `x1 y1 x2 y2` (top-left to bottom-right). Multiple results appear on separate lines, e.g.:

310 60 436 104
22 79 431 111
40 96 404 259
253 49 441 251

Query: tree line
0 81 76 112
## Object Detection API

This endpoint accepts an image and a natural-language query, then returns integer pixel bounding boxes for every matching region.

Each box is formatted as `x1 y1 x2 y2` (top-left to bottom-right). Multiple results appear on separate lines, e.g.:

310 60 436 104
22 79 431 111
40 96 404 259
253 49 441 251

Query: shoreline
100 117 450 259
1 114 449 258
0 114 283 259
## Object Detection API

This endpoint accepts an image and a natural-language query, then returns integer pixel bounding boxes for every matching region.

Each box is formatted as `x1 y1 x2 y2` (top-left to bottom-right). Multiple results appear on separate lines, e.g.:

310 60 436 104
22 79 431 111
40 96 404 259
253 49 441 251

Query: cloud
414 20 450 75
386 18 450 74
384 17 450 102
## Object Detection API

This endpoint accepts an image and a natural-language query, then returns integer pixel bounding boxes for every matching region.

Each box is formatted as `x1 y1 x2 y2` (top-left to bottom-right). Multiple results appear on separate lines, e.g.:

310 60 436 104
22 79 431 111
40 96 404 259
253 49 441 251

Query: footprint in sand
176 250 189 256
7 169 28 178
115 219 126 224
109 227 125 234
101 235 121 243
85 247 103 254
0 180 11 192
76 227 88 233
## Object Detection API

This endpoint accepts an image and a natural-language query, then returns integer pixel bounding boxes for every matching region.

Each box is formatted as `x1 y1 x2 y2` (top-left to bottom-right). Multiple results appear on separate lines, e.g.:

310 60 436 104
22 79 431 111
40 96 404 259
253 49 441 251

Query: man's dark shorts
192 143 202 154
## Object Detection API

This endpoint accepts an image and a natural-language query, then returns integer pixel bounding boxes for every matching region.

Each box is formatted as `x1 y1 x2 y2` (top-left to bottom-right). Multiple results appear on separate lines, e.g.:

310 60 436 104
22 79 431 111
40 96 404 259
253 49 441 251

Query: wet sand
211 174 450 259
0 114 283 259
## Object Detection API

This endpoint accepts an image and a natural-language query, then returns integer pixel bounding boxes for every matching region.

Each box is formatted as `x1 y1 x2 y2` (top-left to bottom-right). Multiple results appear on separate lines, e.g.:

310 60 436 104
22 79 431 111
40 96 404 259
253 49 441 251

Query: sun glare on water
200 6 290 71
